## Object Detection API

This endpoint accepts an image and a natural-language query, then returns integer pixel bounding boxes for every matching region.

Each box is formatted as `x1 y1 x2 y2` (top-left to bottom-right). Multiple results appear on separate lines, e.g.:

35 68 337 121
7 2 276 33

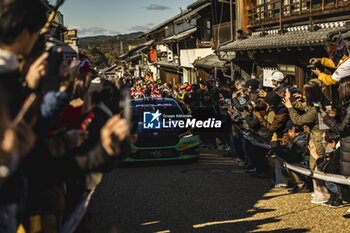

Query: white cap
271 71 284 82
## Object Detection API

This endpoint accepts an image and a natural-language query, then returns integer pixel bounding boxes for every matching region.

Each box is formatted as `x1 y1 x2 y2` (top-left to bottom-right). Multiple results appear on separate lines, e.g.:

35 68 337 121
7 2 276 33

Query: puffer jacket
287 101 325 170
256 102 289 138
324 100 350 176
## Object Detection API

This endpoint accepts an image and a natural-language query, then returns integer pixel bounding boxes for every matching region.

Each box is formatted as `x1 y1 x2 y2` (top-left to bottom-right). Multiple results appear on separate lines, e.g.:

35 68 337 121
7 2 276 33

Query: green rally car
124 97 200 162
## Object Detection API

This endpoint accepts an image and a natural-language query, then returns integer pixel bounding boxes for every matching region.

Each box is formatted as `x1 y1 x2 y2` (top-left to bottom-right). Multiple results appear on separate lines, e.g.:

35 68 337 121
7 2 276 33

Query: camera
307 64 316 70
307 62 323 71
41 39 78 92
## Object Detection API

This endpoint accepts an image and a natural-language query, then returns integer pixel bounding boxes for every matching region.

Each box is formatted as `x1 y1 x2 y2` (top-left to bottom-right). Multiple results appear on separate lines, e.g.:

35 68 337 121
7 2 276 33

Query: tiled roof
220 26 348 52
100 65 118 73
127 54 142 62
155 61 180 70
141 9 191 37
194 54 227 69
163 28 197 42
175 3 211 23
187 0 209 10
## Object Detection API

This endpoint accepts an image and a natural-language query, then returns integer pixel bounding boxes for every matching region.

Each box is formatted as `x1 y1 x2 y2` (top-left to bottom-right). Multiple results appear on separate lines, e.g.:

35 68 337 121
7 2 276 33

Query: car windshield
131 103 182 119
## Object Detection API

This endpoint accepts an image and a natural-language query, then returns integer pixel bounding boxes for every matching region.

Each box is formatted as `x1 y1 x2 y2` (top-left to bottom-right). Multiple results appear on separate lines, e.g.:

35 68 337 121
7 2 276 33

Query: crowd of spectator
1 0 350 232
123 34 350 215
0 1 132 232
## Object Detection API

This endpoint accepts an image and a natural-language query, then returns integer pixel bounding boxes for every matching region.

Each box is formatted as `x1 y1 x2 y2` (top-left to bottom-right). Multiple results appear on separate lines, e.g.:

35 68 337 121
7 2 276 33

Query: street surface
88 147 350 233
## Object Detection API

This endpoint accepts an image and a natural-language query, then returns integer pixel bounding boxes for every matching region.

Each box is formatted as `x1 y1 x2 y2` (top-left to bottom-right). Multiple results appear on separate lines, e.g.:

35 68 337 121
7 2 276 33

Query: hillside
79 32 143 45
79 32 145 69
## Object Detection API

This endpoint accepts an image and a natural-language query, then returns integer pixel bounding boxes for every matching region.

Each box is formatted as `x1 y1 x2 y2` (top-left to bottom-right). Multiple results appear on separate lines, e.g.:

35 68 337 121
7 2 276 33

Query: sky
54 0 195 37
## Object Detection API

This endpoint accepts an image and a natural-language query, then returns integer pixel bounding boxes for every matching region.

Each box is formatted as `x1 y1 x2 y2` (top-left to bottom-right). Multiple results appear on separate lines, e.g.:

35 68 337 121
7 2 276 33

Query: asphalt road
88 148 350 233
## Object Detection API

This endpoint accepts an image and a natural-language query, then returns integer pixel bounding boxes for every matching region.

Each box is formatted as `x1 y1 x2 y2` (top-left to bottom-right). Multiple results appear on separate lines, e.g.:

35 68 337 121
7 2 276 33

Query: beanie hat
265 91 281 107
244 79 259 91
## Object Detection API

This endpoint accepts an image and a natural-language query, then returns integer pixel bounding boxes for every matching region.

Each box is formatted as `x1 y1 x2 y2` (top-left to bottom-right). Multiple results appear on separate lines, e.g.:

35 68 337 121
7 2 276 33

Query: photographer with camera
254 91 289 138
0 0 48 231
259 71 300 99
309 35 350 86
0 1 132 232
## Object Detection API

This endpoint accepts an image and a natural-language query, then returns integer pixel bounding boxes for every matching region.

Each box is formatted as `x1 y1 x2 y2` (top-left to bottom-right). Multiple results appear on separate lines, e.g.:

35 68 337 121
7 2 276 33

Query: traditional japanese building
219 0 350 93
141 0 236 85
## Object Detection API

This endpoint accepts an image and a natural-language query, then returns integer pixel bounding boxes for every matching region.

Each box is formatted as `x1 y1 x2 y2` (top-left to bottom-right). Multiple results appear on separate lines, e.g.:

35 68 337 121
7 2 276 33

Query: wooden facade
240 0 350 33
228 0 350 94
159 68 182 85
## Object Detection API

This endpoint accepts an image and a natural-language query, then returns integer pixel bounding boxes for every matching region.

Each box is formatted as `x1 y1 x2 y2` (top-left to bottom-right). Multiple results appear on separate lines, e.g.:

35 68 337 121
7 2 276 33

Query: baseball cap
271 71 284 82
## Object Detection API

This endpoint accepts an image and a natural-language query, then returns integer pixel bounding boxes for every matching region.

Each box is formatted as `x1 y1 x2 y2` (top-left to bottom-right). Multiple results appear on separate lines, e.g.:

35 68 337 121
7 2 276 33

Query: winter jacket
23 141 114 214
0 49 28 204
318 56 350 86
0 49 72 207
287 101 325 170
324 100 350 176
274 132 308 164
256 102 289 137
245 114 273 141
316 149 340 174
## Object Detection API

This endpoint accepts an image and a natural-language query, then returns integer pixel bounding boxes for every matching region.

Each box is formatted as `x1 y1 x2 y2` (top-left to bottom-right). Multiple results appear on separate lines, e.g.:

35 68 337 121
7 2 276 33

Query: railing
234 124 350 186
248 0 350 27
284 162 350 185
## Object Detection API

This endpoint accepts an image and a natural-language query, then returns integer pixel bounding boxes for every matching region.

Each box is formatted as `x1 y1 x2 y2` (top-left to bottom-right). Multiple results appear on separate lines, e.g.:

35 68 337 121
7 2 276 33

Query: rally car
124 98 200 162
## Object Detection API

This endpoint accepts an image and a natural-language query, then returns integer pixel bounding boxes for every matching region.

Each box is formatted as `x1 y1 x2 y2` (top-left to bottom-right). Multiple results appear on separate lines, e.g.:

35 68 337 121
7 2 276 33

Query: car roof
130 98 177 105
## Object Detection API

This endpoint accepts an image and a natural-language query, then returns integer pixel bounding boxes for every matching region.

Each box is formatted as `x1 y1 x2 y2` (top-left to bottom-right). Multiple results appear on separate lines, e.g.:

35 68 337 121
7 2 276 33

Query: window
201 18 211 42
165 25 174 38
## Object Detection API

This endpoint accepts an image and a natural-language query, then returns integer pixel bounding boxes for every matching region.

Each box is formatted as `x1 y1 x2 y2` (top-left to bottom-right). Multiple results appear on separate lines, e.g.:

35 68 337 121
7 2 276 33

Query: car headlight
179 131 193 139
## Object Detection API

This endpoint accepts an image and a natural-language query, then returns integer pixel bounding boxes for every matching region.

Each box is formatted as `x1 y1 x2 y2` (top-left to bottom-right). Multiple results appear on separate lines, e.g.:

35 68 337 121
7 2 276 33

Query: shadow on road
88 150 310 233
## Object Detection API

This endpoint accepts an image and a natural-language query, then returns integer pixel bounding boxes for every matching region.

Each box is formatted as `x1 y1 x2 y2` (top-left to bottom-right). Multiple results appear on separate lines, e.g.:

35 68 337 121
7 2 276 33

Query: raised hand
100 115 129 156
309 58 321 64
259 90 267 98
66 130 89 149
282 97 292 109
25 52 49 89
285 88 291 100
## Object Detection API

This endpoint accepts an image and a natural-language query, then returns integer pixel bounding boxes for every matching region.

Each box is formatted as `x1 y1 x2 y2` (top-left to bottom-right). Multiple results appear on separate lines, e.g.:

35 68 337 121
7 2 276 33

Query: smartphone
41 45 78 92
314 103 321 113
121 90 131 135
13 93 37 127
41 46 63 92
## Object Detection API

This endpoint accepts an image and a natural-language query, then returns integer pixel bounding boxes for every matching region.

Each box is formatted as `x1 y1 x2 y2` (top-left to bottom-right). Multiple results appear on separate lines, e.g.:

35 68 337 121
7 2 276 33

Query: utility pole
118 35 124 55
230 0 234 41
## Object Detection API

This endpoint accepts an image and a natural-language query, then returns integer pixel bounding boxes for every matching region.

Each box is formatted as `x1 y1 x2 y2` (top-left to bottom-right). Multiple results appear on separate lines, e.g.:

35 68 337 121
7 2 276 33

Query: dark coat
274 133 308 164
0 69 27 205
324 100 350 176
